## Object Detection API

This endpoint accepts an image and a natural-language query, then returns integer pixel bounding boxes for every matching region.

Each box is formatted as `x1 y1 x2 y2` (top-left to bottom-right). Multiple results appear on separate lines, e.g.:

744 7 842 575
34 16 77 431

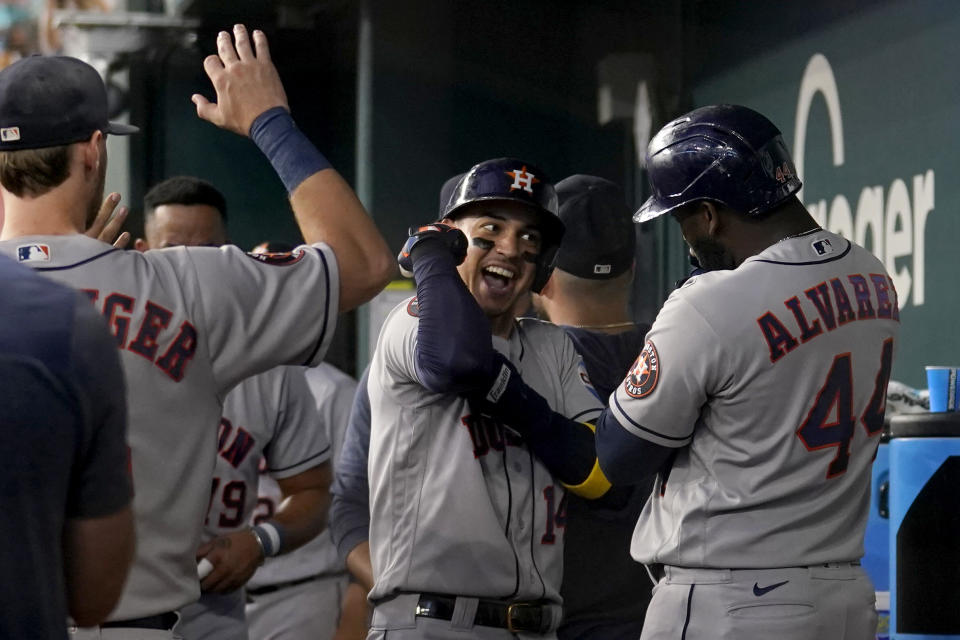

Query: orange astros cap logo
506 166 539 194
624 340 659 398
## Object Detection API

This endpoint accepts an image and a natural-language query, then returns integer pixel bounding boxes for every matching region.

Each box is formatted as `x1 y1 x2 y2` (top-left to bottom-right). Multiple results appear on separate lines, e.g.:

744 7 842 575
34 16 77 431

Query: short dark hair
143 176 227 222
0 145 72 198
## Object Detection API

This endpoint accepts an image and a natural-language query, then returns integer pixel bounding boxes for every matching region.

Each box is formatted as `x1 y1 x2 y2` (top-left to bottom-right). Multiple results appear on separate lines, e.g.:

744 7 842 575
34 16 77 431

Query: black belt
246 573 325 597
647 561 862 582
101 612 178 630
414 593 552 634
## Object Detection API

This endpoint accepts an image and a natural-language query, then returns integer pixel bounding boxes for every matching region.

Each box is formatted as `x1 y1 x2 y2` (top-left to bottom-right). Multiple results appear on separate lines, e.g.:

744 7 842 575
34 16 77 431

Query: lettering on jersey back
83 289 198 381
461 413 523 458
217 417 257 468
104 293 136 347
758 273 899 363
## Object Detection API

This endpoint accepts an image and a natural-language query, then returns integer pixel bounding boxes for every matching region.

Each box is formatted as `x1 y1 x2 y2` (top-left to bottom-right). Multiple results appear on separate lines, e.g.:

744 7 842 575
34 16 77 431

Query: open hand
192 24 290 137
85 192 130 248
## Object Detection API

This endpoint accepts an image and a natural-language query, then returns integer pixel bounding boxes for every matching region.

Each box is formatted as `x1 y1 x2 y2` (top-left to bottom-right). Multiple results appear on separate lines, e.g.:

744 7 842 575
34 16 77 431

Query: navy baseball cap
0 56 138 151
555 175 635 279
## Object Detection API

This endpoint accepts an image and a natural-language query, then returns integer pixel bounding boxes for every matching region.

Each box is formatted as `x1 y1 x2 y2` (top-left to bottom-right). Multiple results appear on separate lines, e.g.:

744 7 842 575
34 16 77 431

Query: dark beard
689 235 736 271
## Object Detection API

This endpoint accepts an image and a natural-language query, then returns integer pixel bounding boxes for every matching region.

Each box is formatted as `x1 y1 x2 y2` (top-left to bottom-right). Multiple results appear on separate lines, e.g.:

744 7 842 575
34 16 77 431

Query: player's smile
446 204 540 335
480 262 518 294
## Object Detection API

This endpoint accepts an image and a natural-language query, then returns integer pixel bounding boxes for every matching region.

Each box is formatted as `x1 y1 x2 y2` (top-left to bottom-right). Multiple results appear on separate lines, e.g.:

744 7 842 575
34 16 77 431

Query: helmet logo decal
624 340 659 399
506 166 539 194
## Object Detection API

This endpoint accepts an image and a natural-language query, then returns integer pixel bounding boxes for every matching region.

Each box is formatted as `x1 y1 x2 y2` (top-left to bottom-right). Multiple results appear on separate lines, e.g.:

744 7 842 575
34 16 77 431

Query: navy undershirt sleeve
595 409 674 486
329 368 373 561
473 356 596 486
411 243 495 394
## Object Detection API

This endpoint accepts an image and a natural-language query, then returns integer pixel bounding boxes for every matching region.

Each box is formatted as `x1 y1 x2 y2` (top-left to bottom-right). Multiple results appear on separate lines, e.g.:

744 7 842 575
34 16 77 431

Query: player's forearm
250 108 392 313
594 410 674 486
63 505 135 626
267 463 333 554
289 169 393 312
475 356 610 498
412 249 496 393
345 540 375 592
333 580 371 640
267 486 330 553
329 483 370 564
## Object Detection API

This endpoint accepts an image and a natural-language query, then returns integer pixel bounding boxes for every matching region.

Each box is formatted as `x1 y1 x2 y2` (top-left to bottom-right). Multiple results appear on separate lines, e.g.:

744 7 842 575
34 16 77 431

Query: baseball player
180 365 332 640
593 105 901 639
0 25 391 637
245 362 358 640
532 174 652 640
364 158 612 639
130 180 336 640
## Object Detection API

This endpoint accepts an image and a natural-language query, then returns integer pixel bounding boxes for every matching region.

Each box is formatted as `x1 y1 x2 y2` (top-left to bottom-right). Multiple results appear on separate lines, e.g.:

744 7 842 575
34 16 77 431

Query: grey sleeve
167 243 341 394
329 368 372 561
264 367 331 479
67 298 133 519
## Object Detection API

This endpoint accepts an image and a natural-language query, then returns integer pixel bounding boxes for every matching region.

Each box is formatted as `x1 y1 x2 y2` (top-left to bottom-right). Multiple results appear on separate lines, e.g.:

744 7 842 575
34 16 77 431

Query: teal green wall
687 1 956 387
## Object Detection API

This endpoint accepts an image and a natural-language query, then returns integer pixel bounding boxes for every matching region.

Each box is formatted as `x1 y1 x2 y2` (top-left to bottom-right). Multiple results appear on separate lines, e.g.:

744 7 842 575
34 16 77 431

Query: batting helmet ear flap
530 243 560 293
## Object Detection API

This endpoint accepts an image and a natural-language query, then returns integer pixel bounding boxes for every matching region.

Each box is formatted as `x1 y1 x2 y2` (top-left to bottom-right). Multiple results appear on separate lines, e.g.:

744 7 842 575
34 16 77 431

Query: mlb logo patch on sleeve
16 244 50 263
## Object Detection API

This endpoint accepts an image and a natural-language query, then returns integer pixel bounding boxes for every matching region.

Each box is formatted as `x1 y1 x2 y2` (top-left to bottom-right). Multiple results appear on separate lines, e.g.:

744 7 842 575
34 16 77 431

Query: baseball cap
554 174 635 279
0 56 138 151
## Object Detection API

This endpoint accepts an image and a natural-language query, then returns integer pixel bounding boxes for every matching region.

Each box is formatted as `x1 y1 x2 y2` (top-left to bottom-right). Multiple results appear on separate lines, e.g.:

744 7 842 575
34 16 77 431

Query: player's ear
133 238 149 253
702 201 724 237
80 131 104 173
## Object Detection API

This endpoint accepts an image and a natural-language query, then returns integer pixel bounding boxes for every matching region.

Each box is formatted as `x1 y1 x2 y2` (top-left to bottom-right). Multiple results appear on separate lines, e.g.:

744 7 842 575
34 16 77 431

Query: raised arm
192 24 392 312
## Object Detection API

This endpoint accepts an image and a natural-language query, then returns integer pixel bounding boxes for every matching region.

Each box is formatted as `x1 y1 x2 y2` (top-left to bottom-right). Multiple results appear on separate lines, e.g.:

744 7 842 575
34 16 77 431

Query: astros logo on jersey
624 340 659 399
406 297 420 317
506 166 539 194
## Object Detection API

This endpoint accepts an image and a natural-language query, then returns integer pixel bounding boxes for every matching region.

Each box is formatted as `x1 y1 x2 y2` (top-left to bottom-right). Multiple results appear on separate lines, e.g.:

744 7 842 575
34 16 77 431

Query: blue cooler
863 421 890 639
888 413 960 639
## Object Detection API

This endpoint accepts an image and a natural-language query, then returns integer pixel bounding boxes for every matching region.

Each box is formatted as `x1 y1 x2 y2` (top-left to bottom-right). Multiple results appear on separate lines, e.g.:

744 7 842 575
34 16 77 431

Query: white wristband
254 522 282 557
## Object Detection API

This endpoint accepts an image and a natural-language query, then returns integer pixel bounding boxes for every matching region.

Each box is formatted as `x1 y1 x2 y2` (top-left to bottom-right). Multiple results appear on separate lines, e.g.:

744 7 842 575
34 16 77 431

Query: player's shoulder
515 316 581 361
380 295 421 334
515 316 568 340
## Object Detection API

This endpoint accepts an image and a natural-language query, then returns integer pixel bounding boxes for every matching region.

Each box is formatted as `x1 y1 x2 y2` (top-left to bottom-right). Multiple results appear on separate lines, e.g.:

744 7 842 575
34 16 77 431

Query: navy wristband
249 106 332 194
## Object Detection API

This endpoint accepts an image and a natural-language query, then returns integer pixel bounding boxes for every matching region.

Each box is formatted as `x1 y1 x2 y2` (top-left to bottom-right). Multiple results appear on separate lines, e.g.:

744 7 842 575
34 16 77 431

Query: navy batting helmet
635 104 802 223
440 157 564 293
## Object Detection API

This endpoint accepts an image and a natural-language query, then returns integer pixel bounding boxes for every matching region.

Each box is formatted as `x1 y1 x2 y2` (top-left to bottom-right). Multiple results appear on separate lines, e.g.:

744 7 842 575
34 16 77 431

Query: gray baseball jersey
609 230 900 568
248 363 357 588
0 235 340 620
178 365 332 639
367 298 602 604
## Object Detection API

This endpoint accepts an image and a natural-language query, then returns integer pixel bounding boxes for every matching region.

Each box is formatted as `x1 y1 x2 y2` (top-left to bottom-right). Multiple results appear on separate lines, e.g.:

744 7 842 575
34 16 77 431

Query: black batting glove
397 223 468 277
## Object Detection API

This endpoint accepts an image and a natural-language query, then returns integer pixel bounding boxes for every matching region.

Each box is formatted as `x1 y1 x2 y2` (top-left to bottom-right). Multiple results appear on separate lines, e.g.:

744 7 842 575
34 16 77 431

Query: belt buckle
506 602 537 633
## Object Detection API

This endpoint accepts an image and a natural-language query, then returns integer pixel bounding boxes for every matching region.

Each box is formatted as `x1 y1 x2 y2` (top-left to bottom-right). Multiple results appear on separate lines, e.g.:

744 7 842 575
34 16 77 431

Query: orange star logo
506 166 539 194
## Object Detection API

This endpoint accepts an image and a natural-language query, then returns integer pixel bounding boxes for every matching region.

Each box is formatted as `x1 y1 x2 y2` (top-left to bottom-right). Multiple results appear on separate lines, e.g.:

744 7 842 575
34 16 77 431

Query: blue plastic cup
925 366 960 412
